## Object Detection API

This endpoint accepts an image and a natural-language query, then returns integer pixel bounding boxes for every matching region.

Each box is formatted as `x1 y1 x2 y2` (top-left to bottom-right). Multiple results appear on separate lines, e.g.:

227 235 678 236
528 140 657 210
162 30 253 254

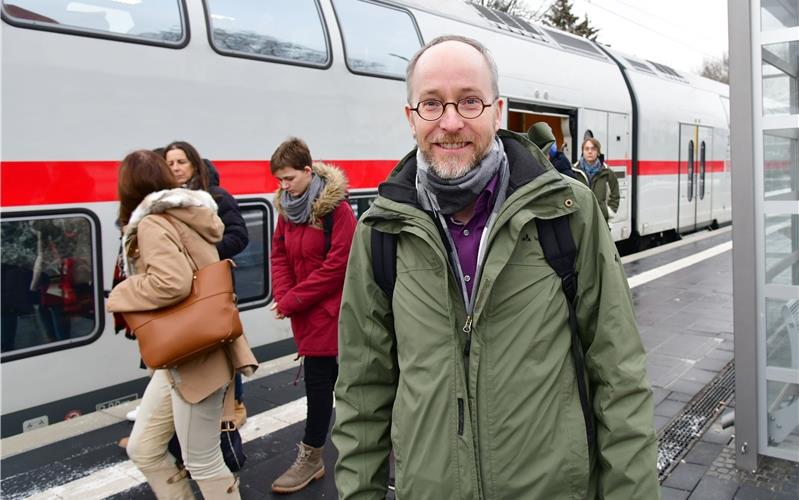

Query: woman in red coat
269 137 356 493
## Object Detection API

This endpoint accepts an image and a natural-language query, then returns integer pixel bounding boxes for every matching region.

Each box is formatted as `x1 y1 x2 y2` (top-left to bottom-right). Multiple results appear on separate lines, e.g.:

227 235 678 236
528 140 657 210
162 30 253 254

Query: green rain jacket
572 164 621 222
333 130 659 500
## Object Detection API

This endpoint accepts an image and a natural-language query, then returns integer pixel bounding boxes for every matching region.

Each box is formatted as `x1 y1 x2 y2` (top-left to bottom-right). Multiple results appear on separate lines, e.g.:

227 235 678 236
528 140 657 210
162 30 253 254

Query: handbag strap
158 214 199 272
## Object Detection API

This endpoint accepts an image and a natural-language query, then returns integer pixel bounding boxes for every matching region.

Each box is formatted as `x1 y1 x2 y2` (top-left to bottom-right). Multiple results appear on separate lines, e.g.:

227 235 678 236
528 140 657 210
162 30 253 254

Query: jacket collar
274 162 349 227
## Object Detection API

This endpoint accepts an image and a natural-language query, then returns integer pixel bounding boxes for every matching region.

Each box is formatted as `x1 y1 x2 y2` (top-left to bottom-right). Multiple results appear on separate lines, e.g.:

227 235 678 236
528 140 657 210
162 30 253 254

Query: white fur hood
122 188 221 276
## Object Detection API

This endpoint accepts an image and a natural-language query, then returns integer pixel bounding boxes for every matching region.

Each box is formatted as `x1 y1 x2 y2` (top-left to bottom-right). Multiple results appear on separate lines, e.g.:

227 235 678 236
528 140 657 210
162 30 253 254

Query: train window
1 0 186 46
542 27 605 59
1 212 103 362
205 0 330 67
349 192 378 220
231 201 273 310
332 0 422 80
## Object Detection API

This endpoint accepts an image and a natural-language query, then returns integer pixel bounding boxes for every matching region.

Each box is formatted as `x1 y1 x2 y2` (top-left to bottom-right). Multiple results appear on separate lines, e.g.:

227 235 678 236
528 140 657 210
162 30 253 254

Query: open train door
505 102 576 161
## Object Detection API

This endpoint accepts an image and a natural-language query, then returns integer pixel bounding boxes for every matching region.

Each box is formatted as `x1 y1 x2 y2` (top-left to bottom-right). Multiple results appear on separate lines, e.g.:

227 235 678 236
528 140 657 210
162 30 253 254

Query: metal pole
728 0 759 472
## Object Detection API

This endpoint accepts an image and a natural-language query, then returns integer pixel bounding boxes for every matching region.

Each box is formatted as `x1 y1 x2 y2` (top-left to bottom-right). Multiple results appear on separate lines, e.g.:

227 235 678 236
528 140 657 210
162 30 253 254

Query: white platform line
627 241 733 289
22 397 307 500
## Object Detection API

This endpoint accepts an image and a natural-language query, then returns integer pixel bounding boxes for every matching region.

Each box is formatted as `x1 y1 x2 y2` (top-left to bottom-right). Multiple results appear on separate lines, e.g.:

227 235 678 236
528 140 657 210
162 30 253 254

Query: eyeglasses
410 96 494 121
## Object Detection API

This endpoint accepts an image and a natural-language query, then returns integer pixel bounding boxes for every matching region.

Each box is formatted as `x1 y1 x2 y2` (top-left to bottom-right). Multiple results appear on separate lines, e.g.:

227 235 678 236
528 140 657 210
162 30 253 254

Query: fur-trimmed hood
122 188 221 275
274 162 349 228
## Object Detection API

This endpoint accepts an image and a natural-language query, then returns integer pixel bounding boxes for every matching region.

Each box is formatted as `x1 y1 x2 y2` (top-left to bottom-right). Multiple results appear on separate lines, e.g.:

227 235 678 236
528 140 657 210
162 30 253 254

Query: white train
0 0 730 437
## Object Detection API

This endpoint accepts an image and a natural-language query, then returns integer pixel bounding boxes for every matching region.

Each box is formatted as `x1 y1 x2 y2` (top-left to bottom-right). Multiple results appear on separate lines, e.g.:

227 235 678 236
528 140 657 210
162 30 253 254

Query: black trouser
302 356 338 448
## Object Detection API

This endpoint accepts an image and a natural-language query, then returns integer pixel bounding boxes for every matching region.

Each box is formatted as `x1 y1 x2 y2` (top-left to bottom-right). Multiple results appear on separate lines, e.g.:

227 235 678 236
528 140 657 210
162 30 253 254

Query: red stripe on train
0 158 727 207
0 160 397 207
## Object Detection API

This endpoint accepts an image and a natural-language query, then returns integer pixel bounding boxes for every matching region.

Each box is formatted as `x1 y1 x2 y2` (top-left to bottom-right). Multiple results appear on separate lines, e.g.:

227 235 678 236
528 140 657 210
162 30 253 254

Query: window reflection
764 129 799 201
232 206 269 302
761 0 799 30
762 41 799 116
1 217 97 355
334 0 422 79
765 214 799 286
206 0 329 66
1 0 185 43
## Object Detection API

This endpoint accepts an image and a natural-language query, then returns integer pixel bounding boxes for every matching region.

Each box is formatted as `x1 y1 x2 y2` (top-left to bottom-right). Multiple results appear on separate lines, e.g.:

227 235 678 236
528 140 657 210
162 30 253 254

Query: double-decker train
0 0 730 437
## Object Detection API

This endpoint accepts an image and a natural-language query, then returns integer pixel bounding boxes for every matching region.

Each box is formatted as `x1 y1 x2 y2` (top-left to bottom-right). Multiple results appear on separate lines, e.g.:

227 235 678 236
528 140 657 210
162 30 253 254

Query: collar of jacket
274 162 349 228
373 129 578 223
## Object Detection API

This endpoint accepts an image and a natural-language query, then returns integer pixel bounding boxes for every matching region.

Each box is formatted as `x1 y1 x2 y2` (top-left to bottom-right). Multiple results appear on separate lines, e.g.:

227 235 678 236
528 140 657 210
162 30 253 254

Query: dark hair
581 137 602 154
164 141 209 191
270 137 312 175
117 150 177 226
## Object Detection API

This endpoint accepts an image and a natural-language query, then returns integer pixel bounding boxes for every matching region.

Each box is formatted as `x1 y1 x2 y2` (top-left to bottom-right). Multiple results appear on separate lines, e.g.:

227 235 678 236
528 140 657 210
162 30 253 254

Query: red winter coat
271 163 356 357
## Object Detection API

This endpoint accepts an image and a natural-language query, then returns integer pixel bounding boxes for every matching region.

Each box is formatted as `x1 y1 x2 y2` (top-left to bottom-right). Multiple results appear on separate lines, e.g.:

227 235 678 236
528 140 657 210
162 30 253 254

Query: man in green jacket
333 35 659 500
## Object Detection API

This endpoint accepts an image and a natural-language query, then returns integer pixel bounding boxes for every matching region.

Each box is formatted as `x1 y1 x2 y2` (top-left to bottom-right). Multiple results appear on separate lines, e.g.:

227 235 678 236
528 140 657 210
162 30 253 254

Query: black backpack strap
322 212 334 256
371 228 397 299
536 215 595 450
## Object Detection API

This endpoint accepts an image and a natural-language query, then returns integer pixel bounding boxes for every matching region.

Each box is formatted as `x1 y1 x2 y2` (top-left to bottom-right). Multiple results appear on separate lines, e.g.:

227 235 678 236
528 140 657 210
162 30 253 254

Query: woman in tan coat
108 150 257 499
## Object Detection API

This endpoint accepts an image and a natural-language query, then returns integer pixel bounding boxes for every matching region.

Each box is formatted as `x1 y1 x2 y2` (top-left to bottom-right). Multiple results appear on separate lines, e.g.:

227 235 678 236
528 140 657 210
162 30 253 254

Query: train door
505 102 575 160
579 109 609 152
678 124 714 232
606 112 630 226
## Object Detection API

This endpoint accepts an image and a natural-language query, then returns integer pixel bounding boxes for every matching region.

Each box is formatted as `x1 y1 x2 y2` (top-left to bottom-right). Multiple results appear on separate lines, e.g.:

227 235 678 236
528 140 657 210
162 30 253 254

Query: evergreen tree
543 0 600 41
472 0 534 20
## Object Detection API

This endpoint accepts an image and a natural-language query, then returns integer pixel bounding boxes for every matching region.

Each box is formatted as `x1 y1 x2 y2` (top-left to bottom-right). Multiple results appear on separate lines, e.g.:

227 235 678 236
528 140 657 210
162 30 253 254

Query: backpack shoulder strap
322 212 334 256
370 227 397 299
536 214 595 449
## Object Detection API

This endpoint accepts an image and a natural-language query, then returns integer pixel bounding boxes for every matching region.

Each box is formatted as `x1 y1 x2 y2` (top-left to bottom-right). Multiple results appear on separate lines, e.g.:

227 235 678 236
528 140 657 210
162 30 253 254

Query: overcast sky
523 0 729 74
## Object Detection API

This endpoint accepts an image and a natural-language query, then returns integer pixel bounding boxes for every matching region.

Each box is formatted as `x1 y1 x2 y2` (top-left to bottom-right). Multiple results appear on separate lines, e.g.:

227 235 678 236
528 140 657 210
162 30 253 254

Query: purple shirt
446 174 499 299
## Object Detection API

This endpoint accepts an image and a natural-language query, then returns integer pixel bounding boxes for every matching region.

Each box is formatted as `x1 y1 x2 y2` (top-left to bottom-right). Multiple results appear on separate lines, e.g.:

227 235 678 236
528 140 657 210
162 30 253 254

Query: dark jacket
204 159 249 259
572 162 621 221
271 163 357 357
333 130 658 499
550 151 578 179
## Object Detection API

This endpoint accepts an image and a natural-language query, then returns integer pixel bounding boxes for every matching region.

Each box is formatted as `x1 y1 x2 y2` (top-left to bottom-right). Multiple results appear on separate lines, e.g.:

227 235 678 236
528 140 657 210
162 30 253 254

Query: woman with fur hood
269 137 356 494
107 150 257 499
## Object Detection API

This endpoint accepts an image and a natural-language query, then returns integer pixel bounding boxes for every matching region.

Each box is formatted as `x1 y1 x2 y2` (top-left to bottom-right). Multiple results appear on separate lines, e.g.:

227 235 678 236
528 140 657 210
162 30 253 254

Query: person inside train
573 137 621 222
527 121 578 179
107 149 257 499
332 35 658 499
268 137 356 494
164 140 250 428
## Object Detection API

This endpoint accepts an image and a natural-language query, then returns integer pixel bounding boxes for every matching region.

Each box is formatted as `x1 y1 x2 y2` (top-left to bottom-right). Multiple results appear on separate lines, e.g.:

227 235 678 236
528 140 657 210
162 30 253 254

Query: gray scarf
416 137 508 215
281 173 325 224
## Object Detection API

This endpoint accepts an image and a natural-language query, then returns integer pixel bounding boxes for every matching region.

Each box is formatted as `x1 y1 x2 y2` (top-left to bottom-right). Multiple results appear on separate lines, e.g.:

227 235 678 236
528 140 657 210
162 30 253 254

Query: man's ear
405 105 417 137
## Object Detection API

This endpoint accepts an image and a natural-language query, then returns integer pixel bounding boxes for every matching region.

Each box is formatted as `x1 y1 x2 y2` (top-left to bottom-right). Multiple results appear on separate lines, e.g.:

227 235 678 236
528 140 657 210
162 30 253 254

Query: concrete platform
2 226 797 499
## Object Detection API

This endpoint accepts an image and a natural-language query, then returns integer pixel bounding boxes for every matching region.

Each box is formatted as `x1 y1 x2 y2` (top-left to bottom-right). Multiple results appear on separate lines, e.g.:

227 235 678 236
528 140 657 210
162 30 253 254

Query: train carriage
0 0 730 437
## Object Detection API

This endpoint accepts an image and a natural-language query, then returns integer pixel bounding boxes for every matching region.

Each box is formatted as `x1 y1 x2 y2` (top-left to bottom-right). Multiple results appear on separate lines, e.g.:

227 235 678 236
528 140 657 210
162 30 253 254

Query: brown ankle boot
271 442 325 494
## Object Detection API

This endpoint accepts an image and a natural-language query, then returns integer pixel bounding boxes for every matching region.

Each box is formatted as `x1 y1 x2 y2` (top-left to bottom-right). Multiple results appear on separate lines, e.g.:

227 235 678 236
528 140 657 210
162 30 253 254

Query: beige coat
108 188 258 404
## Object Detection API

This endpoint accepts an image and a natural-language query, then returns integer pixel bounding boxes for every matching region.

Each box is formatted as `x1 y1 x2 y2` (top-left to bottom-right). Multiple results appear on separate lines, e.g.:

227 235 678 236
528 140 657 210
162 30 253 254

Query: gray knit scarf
281 173 325 224
416 137 508 215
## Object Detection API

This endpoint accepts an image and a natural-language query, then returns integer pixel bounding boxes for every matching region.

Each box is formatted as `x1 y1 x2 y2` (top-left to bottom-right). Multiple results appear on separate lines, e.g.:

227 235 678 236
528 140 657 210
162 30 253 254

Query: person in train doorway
332 35 659 499
527 121 578 180
573 137 621 223
164 141 250 429
268 137 356 494
107 150 257 499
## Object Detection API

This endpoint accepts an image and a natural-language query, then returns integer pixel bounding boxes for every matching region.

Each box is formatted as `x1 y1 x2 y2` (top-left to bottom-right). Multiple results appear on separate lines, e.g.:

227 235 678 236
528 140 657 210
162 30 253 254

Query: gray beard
420 148 481 180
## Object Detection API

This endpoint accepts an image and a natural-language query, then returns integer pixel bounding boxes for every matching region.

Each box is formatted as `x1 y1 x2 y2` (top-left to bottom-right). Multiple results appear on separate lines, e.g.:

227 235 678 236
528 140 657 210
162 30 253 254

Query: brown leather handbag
122 216 243 369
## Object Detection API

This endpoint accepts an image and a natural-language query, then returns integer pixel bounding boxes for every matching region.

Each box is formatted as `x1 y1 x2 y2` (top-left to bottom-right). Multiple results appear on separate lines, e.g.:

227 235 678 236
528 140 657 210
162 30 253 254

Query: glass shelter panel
761 0 799 30
764 129 799 201
765 215 799 286
762 41 799 116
